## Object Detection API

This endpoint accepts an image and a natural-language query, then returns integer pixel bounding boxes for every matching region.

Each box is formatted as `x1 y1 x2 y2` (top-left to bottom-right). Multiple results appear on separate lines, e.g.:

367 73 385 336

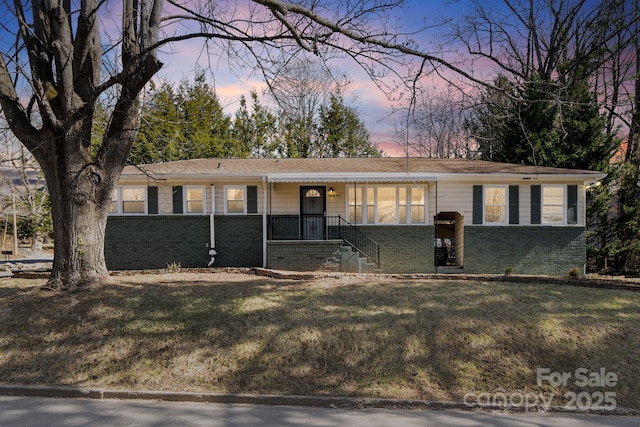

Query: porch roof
266 173 438 183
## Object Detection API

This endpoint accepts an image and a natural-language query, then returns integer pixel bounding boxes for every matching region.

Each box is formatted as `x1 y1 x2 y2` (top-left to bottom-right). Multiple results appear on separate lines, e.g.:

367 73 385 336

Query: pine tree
317 92 382 157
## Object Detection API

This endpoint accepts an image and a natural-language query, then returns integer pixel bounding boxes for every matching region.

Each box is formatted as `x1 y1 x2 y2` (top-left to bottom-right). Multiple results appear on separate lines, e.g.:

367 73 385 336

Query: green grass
1 272 639 408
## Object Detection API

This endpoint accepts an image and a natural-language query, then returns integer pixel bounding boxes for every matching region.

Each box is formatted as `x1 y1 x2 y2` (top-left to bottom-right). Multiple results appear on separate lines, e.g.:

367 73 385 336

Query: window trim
109 188 120 215
109 186 148 215
410 186 427 224
375 186 399 224
224 185 247 215
541 184 566 225
184 185 207 215
483 185 508 225
345 185 428 225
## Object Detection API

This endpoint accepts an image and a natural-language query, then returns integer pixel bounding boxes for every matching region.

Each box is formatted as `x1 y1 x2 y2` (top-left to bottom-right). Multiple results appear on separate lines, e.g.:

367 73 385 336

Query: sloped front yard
1 271 639 410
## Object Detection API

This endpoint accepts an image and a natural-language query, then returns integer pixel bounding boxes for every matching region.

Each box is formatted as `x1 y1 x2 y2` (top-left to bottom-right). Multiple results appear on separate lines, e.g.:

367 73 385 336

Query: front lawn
1 271 639 409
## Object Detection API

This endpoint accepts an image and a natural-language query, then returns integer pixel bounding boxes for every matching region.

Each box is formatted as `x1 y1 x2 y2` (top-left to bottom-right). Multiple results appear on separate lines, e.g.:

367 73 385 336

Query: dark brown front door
300 186 326 240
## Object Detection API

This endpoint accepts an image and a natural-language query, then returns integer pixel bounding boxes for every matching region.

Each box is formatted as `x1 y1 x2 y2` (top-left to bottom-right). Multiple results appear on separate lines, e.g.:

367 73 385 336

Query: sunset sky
0 0 491 156
150 0 480 156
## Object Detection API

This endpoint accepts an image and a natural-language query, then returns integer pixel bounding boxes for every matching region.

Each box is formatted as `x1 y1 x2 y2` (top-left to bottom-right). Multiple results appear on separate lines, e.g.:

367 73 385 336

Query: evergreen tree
471 74 615 171
317 92 382 157
178 75 234 159
130 81 183 164
232 90 278 158
130 76 240 163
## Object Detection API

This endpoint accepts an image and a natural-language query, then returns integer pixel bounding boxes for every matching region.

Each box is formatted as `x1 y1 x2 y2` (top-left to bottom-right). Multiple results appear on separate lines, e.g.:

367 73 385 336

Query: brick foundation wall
105 216 211 270
464 226 586 275
267 240 343 271
354 226 435 274
212 215 263 267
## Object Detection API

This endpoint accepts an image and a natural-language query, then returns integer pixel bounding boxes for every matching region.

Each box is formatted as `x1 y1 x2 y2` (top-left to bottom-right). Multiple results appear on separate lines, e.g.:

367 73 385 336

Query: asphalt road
0 396 638 427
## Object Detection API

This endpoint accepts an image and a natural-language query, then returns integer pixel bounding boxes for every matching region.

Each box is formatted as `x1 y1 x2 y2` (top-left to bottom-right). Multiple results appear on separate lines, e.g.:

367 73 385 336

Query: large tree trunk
48 186 110 290
44 151 112 290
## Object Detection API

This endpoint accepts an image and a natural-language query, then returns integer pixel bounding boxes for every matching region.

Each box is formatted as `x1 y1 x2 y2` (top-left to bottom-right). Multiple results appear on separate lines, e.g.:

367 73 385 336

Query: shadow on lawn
0 275 639 408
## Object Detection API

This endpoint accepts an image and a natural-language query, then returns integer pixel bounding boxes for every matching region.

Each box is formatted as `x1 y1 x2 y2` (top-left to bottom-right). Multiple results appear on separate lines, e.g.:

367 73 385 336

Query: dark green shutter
472 185 483 224
531 185 541 224
172 186 183 214
509 185 519 224
567 185 578 224
148 186 158 214
247 185 258 214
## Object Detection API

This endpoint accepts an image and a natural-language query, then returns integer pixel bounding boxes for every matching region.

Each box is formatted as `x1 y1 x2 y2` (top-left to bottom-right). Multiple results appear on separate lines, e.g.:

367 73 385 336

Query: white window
225 185 246 214
484 186 507 224
376 187 397 224
366 187 375 223
398 187 407 224
410 187 426 224
347 186 363 223
346 185 428 225
109 189 119 214
109 187 146 215
542 185 565 224
185 185 206 214
122 187 146 214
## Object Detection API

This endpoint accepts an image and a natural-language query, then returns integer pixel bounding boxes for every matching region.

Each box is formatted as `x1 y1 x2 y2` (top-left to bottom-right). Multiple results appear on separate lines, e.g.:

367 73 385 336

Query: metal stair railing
327 215 380 268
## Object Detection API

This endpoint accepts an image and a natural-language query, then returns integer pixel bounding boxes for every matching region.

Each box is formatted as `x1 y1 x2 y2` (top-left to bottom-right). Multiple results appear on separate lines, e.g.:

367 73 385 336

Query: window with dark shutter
247 185 258 214
567 185 578 224
148 186 158 214
509 185 519 224
472 185 483 224
172 186 183 214
531 185 541 224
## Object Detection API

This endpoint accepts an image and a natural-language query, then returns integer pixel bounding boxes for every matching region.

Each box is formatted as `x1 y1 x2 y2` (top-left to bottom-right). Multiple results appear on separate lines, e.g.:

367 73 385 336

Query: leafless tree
266 57 339 157
395 85 473 158
0 133 50 252
0 0 486 290
451 0 640 129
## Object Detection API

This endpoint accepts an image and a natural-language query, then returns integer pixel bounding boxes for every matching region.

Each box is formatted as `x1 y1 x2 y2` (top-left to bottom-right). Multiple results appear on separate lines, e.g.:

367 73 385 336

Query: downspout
208 184 217 267
262 176 268 268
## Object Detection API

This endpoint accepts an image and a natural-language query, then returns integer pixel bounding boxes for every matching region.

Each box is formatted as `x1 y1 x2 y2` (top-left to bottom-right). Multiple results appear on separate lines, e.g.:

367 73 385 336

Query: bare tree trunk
47 177 110 290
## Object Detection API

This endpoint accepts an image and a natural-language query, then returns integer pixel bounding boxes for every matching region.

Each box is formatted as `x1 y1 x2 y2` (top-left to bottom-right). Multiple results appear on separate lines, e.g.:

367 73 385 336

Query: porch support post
262 176 268 268
435 179 438 274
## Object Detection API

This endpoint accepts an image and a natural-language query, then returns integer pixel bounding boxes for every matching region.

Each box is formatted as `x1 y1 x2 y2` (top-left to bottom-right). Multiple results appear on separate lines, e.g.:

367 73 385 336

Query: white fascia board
118 173 265 184
434 172 606 183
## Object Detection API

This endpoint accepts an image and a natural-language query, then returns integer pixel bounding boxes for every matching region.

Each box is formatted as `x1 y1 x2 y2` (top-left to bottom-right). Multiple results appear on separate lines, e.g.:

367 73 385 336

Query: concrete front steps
339 245 377 273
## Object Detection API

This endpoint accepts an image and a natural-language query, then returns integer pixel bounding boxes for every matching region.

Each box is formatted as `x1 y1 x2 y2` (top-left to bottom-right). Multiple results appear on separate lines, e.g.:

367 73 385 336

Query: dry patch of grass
1 272 639 408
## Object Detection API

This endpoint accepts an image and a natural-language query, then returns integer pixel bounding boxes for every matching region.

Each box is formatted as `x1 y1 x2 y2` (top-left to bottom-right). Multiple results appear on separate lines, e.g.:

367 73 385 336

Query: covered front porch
263 174 437 273
267 215 380 272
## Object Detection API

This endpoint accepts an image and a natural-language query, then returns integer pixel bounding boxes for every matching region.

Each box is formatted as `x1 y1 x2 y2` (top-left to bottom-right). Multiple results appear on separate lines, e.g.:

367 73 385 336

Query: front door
300 186 326 240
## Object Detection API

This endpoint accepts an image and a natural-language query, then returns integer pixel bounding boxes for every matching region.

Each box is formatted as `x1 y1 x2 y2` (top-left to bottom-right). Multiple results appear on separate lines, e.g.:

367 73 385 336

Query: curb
0 384 638 416
0 384 468 410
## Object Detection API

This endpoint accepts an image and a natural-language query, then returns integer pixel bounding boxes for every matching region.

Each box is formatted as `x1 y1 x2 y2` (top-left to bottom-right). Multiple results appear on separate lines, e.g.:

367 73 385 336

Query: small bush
567 267 580 278
504 266 514 276
166 262 181 272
